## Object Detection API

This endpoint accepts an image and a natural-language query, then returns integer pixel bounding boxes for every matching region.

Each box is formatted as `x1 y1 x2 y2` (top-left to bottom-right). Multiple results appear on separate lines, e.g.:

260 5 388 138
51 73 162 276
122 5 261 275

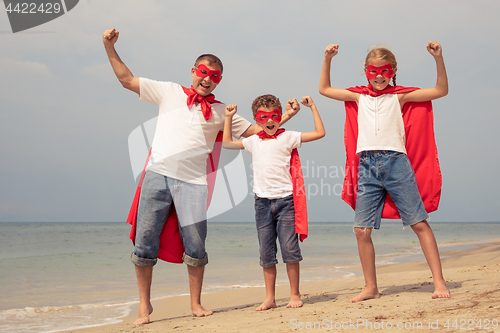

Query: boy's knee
353 227 372 239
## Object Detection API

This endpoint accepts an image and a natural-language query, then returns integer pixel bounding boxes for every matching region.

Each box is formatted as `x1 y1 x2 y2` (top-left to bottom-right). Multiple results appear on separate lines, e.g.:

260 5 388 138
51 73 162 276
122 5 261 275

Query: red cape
290 148 308 241
342 85 442 219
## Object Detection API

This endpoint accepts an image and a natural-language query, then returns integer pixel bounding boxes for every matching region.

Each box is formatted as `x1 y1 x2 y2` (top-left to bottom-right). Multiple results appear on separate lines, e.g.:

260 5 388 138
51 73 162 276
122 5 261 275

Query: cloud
0 56 51 76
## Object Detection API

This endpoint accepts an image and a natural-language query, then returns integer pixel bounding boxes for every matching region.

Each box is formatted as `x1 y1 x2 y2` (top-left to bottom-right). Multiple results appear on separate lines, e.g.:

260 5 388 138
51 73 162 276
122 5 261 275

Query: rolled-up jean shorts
354 151 428 229
255 194 302 267
131 171 209 267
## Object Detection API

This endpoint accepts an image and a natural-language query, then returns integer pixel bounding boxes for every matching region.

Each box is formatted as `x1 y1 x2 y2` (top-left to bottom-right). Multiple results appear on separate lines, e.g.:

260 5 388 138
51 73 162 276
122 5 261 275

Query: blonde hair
364 47 397 86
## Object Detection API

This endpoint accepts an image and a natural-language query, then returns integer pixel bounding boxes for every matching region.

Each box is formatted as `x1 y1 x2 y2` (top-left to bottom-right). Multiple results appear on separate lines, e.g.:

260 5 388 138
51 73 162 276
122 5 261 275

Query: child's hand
324 44 339 59
285 98 300 116
225 104 237 117
427 41 442 58
300 96 315 108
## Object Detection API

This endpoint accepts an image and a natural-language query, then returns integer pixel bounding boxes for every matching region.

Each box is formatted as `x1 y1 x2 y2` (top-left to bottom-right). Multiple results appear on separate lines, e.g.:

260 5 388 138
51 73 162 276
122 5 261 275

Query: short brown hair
251 94 282 117
194 54 223 73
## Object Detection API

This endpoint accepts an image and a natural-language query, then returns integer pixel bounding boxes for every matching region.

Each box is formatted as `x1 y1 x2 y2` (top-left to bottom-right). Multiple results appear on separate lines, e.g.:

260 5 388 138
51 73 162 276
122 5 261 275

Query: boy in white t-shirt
223 94 325 310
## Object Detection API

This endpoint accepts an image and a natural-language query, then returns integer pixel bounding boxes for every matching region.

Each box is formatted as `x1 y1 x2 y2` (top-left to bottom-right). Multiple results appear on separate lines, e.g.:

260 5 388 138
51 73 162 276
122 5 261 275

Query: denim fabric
131 171 208 267
255 194 302 267
354 151 429 229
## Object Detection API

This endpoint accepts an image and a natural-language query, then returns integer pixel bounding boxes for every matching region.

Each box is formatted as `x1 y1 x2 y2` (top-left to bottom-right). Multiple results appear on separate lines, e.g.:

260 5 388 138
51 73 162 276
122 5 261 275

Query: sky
1 0 499 223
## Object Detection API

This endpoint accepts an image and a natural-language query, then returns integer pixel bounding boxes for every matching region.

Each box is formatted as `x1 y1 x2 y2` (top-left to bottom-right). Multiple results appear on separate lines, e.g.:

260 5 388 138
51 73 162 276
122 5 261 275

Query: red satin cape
290 148 308 241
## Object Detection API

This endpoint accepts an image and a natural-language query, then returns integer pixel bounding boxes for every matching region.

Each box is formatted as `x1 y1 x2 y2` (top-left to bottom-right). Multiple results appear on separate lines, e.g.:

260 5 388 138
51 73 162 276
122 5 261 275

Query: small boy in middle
223 94 325 310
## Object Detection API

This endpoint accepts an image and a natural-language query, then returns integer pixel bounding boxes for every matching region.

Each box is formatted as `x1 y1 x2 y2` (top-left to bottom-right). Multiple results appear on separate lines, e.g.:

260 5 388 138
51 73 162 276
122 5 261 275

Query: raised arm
399 41 448 105
299 96 326 143
319 44 359 103
103 28 140 95
223 104 245 150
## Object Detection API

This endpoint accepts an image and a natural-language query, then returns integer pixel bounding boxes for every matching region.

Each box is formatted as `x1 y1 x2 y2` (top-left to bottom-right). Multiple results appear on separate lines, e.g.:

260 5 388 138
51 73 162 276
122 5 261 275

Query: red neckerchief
342 85 442 220
257 128 285 139
182 85 221 121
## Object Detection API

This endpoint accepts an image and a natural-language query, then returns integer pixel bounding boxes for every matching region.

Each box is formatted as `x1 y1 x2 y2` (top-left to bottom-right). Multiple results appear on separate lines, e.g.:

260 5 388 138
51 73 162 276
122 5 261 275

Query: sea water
0 222 498 333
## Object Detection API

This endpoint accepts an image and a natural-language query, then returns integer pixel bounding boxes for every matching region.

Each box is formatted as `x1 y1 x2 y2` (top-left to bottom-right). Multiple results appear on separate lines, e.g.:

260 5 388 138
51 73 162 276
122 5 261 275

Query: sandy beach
66 239 500 333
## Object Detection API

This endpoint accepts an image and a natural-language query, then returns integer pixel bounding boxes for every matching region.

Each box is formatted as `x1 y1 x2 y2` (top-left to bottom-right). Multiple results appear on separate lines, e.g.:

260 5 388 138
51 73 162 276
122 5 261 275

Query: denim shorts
354 151 429 229
131 171 209 267
255 194 302 267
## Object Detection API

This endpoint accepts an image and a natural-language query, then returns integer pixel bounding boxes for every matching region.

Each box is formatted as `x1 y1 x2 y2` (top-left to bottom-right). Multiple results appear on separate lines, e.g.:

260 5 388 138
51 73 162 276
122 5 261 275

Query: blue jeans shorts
354 151 429 229
255 194 302 267
131 171 209 267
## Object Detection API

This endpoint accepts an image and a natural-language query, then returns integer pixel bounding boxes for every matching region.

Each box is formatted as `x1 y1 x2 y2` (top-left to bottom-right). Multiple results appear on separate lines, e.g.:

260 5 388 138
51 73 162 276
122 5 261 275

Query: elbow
442 87 449 97
436 88 448 99
312 130 326 141
437 83 448 98
318 86 327 97
120 78 133 90
118 75 138 92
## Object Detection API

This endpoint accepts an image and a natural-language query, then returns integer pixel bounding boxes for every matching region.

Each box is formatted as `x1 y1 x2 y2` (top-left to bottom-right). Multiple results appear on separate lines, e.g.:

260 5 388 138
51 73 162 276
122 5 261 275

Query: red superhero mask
365 63 394 80
195 64 221 83
255 109 282 124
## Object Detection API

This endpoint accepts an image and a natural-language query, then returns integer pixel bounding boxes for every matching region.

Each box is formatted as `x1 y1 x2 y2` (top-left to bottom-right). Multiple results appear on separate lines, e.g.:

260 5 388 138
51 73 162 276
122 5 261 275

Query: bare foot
286 295 303 308
133 302 153 325
192 304 213 317
432 286 451 299
349 288 380 303
255 299 277 311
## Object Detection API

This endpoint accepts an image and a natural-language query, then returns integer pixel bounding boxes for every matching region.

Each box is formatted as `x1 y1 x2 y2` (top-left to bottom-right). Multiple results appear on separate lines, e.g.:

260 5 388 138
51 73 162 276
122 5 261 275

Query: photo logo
128 117 249 219
3 0 79 33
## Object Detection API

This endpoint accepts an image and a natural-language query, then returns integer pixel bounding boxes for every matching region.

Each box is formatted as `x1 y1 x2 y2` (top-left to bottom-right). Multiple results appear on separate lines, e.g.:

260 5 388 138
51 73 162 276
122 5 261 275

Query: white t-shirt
139 78 251 185
356 93 406 154
242 131 302 199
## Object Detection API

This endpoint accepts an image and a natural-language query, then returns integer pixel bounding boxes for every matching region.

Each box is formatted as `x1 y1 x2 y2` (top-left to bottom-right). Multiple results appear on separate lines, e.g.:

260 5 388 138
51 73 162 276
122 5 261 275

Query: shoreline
64 238 500 333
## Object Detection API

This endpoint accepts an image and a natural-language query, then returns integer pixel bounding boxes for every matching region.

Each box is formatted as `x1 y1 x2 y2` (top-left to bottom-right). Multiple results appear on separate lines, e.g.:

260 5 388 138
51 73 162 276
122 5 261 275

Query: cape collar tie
257 128 285 139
